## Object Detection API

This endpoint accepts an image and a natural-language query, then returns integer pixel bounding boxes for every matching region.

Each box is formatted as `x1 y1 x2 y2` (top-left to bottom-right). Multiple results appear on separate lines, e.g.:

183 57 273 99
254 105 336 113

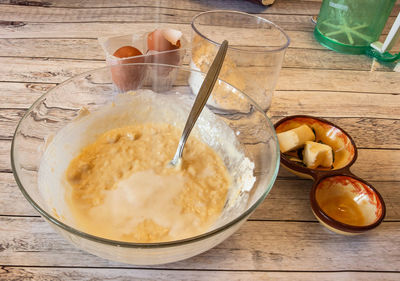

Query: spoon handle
171 40 228 166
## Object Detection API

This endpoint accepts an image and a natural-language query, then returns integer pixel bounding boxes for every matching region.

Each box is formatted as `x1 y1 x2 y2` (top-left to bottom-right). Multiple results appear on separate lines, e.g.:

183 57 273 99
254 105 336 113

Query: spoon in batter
169 40 228 167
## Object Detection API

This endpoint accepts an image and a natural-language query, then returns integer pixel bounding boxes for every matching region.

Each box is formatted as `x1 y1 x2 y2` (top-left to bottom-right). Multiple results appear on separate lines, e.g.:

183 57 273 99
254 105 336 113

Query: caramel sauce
320 195 366 226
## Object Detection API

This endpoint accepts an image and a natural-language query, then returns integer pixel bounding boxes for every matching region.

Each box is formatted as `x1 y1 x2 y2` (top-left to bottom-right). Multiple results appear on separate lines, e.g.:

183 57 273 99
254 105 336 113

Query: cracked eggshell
146 28 183 67
147 28 182 52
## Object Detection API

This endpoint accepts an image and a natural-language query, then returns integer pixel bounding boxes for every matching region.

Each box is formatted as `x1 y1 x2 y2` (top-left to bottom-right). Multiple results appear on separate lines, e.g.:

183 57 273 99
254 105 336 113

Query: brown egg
113 46 143 58
110 45 145 92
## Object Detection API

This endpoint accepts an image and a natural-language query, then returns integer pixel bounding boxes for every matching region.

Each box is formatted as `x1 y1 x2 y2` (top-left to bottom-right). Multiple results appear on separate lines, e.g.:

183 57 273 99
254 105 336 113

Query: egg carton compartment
98 29 190 92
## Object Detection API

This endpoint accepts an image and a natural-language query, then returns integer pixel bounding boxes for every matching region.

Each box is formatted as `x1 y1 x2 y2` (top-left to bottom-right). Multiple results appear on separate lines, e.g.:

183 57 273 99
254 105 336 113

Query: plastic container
314 0 396 54
191 10 290 112
98 31 189 91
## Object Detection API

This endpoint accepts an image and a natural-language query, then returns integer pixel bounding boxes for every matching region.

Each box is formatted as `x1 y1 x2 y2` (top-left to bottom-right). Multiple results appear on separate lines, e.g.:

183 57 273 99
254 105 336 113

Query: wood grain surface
0 0 399 280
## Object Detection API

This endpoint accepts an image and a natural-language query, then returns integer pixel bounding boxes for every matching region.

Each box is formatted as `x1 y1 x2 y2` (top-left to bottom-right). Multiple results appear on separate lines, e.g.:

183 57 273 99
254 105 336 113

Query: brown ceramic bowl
311 175 385 235
274 115 386 234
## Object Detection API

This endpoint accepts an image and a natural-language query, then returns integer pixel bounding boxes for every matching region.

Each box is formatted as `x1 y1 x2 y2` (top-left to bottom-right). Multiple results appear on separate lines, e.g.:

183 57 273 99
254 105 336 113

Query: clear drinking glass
191 10 290 112
12 63 280 265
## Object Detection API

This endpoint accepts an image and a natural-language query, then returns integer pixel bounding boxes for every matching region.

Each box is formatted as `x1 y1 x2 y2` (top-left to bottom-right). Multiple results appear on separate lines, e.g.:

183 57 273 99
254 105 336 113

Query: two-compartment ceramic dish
275 115 386 235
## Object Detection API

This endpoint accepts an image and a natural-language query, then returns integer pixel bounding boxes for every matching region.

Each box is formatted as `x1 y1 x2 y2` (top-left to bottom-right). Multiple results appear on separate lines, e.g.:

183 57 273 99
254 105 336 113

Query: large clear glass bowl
11 63 279 265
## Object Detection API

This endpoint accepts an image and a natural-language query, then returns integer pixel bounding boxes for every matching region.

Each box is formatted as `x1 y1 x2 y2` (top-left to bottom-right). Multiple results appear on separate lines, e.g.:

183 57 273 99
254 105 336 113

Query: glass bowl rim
191 10 291 53
11 63 280 248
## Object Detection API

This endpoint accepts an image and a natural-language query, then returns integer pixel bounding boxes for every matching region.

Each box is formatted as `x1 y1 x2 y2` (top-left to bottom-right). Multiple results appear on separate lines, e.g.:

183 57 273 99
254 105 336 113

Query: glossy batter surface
66 123 230 242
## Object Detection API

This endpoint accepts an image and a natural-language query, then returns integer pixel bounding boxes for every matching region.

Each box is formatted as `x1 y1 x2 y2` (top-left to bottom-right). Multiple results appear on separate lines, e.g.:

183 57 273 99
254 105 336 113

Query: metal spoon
169 40 228 167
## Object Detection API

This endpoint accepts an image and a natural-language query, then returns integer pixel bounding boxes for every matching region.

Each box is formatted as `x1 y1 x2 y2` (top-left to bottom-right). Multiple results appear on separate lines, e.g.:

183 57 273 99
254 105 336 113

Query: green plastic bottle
314 0 396 54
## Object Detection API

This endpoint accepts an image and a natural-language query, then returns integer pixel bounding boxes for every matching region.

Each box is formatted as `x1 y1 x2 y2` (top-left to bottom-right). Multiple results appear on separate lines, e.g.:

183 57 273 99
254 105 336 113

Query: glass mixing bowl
11 63 279 265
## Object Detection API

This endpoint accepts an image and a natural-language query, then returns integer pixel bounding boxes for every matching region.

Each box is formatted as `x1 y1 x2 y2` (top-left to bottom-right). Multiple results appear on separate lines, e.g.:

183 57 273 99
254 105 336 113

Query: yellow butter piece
277 124 315 153
303 141 333 169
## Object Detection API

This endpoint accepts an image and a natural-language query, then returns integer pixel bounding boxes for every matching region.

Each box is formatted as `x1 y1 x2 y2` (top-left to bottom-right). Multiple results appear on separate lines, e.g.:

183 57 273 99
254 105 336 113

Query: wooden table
1 0 399 280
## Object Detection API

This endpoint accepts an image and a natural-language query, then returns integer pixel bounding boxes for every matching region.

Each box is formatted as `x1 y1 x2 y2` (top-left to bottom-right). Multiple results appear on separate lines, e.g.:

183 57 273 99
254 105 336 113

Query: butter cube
303 141 333 169
277 124 315 153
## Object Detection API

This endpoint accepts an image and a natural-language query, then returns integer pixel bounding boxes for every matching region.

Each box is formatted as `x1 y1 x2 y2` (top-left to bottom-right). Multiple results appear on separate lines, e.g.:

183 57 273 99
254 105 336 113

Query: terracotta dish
275 115 385 235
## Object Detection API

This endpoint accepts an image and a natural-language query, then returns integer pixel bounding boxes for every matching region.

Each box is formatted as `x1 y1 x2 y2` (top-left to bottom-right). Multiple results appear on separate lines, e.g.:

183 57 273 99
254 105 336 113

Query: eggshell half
146 29 183 72
147 29 182 52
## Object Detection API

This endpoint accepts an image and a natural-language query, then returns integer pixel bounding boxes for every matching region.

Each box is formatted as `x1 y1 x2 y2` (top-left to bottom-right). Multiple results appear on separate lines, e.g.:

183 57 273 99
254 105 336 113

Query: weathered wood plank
2 137 400 180
1 38 393 72
2 107 399 148
0 13 398 52
276 68 400 93
3 22 399 57
0 0 398 21
0 22 318 55
0 109 24 139
0 217 399 271
1 266 400 281
270 91 400 119
1 81 398 119
0 22 376 52
0 0 321 7
0 57 398 94
9 0 399 18
0 38 105 59
0 0 397 38
0 140 11 171
0 5 195 24
0 172 37 216
2 170 399 221
0 22 169 39
284 48 390 72
0 22 347 55
349 149 400 182
0 14 316 33
2 0 313 13
0 57 104 83
271 91 400 119
0 5 300 25
1 81 399 119
0 1 322 24
0 82 53 108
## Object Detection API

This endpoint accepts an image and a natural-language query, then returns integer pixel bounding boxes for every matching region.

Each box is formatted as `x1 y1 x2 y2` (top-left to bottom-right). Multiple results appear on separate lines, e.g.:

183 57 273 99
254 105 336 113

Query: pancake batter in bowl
65 123 230 243
38 90 256 245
